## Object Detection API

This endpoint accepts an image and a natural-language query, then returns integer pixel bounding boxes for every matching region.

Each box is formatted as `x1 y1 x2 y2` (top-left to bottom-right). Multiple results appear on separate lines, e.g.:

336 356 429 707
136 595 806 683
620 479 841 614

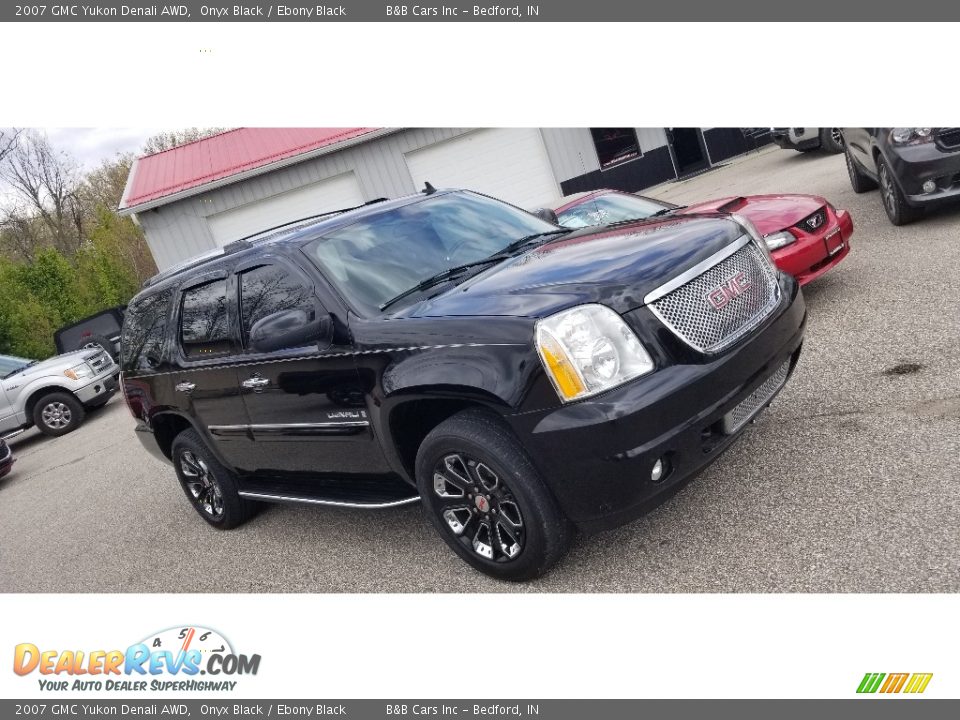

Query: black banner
0 1 946 22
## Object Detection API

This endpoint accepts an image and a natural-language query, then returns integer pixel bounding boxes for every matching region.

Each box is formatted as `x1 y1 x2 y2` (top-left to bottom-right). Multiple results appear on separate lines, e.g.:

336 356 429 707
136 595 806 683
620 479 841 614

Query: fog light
651 458 665 483
922 180 937 194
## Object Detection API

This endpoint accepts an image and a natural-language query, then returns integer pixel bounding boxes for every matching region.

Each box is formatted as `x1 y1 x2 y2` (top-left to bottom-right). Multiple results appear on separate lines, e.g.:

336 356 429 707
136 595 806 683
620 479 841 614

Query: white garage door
207 172 365 246
404 129 560 210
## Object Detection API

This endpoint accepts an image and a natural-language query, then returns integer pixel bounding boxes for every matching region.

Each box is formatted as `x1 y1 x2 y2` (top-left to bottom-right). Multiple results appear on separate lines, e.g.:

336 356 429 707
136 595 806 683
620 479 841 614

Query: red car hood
678 194 827 235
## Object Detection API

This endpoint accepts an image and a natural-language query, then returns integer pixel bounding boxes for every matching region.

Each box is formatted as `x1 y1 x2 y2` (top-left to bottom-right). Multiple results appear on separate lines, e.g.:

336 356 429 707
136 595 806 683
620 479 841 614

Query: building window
590 128 641 169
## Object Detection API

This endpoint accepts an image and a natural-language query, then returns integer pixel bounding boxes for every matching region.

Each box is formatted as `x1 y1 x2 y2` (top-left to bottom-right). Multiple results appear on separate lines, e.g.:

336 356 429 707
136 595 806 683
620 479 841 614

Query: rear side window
239 265 315 348
121 290 173 373
180 280 235 359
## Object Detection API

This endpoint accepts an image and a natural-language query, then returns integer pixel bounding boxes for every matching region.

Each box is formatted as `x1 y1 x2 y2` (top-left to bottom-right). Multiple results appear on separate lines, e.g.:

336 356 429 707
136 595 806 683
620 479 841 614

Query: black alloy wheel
432 453 526 563
171 429 255 529
416 409 574 581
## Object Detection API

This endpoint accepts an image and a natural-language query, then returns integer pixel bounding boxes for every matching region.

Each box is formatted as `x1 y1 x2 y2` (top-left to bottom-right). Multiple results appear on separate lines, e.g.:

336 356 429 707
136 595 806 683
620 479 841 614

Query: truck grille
88 350 111 372
721 359 791 434
647 240 780 353
938 128 960 149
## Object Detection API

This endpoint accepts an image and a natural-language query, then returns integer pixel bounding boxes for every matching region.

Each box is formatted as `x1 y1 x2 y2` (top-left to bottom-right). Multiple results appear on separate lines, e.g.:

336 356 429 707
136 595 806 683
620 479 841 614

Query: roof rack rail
233 197 390 245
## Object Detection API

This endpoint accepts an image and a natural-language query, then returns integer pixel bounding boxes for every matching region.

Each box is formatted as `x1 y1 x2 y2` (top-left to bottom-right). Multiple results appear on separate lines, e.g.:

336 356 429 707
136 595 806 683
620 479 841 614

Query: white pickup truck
0 348 120 438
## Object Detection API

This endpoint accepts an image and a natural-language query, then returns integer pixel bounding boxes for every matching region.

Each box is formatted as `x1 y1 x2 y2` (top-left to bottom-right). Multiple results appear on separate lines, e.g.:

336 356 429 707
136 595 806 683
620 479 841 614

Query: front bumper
507 280 806 534
886 141 960 207
771 128 820 152
75 368 120 405
0 442 14 478
772 208 854 286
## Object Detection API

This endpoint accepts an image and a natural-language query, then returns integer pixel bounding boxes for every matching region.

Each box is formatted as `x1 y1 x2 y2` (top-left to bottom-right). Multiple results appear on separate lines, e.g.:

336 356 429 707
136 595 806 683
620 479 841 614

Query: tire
32 392 85 437
415 408 574 581
845 147 878 194
877 155 921 226
171 429 255 530
76 335 117 361
820 127 844 154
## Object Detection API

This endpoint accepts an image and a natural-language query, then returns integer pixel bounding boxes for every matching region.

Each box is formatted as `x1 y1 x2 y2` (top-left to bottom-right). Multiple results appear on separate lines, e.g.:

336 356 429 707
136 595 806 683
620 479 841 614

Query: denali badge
706 271 752 310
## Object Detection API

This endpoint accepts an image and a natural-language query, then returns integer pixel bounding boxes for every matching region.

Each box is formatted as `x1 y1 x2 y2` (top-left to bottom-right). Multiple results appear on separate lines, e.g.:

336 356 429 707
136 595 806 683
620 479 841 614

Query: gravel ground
2 145 959 593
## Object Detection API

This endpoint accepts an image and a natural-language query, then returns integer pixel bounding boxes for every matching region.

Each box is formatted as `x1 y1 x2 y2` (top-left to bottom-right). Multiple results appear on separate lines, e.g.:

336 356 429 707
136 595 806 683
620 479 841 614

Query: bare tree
0 129 85 256
141 127 228 155
0 128 20 164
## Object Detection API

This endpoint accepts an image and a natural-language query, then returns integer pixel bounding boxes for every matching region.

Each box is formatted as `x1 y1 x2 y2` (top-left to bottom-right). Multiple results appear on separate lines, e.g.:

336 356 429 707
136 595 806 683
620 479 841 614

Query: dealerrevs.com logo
13 626 261 692
857 672 933 695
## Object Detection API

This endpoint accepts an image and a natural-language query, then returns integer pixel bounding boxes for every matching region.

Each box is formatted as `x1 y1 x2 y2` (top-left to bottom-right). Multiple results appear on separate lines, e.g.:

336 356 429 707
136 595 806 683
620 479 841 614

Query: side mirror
533 208 559 225
249 307 331 353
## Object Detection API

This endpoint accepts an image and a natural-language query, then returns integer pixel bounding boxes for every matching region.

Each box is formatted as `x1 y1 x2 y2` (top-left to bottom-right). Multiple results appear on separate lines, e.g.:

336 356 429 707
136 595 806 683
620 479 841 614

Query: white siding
141 128 474 270
540 128 600 182
404 129 561 209
206 173 364 246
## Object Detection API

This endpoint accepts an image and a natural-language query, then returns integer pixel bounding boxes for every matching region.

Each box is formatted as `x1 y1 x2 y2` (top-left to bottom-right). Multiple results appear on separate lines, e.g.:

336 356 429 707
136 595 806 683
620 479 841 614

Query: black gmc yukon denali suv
121 189 806 580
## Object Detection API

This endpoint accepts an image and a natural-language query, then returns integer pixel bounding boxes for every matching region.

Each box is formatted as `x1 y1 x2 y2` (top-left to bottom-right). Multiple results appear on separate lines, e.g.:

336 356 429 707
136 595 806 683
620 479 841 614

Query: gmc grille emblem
706 271 752 310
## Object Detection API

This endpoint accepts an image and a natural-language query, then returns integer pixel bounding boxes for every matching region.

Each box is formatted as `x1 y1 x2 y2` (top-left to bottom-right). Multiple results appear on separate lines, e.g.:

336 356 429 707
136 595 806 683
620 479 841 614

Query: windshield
557 193 670 229
302 191 559 314
0 355 33 378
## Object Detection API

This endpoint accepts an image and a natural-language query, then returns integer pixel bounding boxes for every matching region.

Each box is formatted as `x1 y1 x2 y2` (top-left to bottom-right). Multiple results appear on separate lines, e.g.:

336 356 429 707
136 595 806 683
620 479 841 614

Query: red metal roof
120 127 379 211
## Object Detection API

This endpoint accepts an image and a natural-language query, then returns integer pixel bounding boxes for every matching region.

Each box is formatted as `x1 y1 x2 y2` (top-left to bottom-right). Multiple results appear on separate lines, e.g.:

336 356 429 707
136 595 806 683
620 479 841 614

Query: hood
679 194 827 236
399 214 746 318
3 349 100 380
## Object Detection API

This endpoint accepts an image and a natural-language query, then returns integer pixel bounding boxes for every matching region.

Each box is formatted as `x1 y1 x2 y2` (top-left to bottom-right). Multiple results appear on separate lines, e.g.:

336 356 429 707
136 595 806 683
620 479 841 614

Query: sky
43 127 167 169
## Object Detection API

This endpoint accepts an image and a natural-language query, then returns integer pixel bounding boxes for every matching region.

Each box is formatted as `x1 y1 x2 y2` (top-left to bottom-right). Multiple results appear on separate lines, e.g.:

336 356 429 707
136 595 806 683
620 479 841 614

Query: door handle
175 381 196 394
241 376 270 392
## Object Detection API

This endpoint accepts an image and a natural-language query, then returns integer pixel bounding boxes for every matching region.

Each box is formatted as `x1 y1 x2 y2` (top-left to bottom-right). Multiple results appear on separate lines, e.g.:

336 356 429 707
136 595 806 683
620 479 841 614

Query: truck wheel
845 147 878 193
32 392 86 437
877 155 921 226
415 408 574 581
171 429 255 530
77 335 117 360
820 127 844 154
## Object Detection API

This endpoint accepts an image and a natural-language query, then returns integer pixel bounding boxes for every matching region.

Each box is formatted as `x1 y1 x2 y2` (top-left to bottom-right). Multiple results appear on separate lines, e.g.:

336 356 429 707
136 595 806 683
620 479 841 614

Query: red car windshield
558 194 670 229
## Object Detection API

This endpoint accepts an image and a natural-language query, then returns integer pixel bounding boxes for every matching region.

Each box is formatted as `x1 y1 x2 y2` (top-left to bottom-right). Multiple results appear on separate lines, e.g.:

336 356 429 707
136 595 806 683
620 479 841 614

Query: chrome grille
647 240 780 353
88 350 111 372
721 359 791 434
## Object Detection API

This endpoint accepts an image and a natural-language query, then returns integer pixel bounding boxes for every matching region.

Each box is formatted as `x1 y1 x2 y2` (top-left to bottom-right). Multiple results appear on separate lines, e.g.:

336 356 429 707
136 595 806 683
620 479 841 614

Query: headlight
764 230 796 251
64 364 94 381
729 213 774 264
535 304 654 402
891 128 934 145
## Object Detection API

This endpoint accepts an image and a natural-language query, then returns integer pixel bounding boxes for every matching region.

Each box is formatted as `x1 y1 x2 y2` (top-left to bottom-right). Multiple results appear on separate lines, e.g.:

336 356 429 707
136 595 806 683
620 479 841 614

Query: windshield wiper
2 361 35 380
378 258 501 312
378 229 571 312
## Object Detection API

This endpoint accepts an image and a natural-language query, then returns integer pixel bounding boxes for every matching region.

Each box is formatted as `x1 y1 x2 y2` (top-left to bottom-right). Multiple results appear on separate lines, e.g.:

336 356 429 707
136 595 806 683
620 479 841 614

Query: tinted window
590 128 640 168
240 265 315 347
302 191 557 314
180 280 234 359
557 193 670 229
121 289 173 372
56 310 123 352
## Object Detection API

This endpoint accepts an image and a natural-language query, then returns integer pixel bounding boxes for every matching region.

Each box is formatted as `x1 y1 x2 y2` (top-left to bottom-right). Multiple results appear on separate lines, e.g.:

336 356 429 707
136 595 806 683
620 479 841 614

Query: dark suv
842 128 960 225
121 189 806 580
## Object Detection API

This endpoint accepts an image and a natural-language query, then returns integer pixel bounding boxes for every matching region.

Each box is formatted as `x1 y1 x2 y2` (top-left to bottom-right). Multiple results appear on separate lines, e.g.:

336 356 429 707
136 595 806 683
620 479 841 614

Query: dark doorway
667 128 709 177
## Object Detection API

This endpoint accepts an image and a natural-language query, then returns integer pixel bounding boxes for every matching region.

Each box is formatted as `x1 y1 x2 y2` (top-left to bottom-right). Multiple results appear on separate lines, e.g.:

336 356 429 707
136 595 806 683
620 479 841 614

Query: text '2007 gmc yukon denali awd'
121 188 806 580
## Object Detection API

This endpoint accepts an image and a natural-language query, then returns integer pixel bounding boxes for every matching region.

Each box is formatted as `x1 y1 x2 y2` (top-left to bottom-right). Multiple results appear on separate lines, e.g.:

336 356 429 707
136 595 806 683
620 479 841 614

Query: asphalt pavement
2 145 958 593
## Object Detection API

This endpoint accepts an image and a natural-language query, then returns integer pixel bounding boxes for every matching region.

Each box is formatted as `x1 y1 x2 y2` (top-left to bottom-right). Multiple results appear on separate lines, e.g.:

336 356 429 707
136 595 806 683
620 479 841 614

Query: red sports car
552 189 853 286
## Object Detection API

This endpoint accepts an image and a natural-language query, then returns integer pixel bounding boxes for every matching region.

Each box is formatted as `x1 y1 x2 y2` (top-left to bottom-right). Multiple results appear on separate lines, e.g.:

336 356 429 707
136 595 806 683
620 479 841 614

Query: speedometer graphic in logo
139 626 233 657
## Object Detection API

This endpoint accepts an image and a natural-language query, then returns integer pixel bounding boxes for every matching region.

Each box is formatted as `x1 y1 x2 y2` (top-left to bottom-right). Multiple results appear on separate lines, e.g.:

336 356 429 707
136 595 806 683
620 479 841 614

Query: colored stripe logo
857 672 933 694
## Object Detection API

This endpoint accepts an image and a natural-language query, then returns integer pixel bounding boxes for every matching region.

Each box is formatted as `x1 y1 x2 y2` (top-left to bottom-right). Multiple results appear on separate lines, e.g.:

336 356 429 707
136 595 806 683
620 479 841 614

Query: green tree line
0 128 221 359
